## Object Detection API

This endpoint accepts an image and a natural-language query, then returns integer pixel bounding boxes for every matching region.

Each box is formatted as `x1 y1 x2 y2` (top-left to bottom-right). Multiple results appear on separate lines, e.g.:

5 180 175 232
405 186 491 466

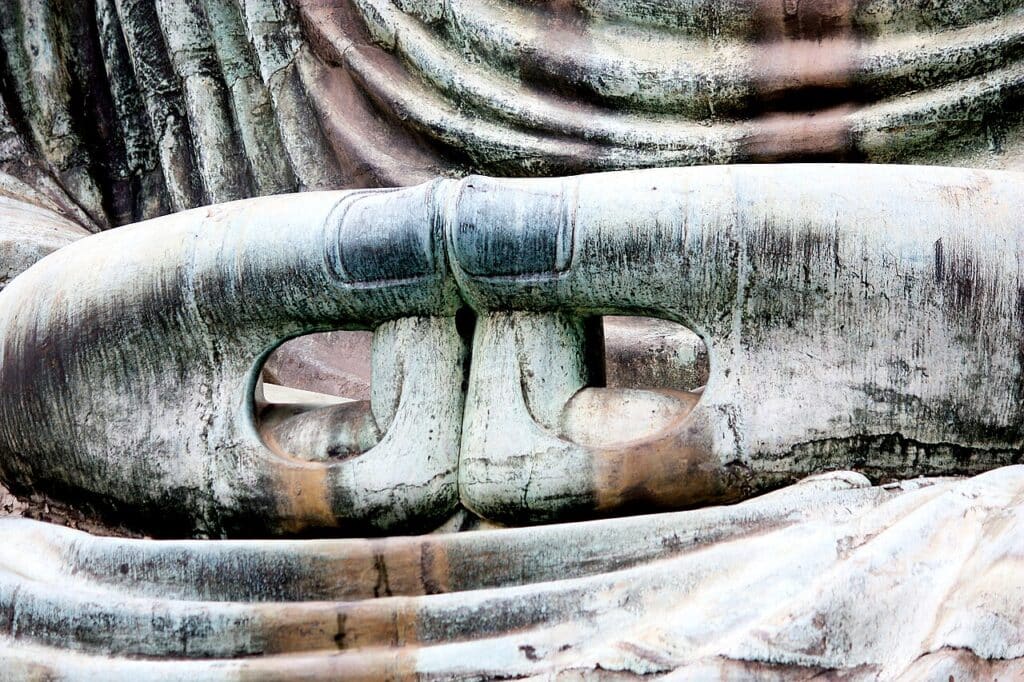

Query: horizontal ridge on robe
3 468 1024 679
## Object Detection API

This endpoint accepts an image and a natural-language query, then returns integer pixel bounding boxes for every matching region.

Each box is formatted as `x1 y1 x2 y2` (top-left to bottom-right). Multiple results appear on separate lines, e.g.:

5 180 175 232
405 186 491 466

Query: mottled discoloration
752 0 855 42
1 165 1023 531
449 165 1024 521
603 316 709 392
591 396 727 513
293 0 1024 175
0 185 466 537
1 468 1023 677
2 0 1024 233
262 329 373 400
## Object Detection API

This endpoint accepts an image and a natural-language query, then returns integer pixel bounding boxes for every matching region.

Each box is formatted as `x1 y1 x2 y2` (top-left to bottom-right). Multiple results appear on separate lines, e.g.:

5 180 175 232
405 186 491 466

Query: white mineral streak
0 468 1021 679
452 164 1024 522
259 381 353 406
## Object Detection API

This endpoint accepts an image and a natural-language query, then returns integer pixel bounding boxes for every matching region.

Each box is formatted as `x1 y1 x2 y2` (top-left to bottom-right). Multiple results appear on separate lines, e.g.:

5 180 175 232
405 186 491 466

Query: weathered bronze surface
1 165 1022 536
2 1 1024 679
3 0 1022 398
3 469 1023 679
2 1 1023 225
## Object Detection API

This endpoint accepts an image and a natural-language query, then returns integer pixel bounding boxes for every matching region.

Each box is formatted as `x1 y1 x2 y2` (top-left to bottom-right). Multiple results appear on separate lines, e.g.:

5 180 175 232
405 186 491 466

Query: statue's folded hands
2 1 1024 677
0 183 467 537
0 165 1022 536
451 165 1024 521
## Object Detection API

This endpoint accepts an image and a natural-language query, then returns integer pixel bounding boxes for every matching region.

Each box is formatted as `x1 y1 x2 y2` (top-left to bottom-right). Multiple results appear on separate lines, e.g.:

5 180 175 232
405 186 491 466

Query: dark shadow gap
256 330 376 463
601 315 709 392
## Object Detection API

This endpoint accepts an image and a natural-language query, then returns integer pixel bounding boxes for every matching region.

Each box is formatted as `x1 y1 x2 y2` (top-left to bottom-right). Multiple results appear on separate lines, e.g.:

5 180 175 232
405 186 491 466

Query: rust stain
745 0 860 160
317 536 454 599
592 391 732 511
340 598 420 649
741 105 855 162
753 38 857 95
416 537 451 595
257 595 420 655
239 641 419 681
752 0 856 41
270 458 336 533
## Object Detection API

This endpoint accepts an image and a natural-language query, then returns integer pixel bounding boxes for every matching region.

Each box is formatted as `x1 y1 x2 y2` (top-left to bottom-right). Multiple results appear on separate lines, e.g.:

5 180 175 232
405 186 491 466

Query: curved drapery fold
0 0 1023 229
1 468 1022 679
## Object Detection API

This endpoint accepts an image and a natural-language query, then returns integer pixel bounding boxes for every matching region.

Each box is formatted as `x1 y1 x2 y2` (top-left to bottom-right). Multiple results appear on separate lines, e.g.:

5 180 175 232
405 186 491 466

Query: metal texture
2 0 1024 417
0 164 1021 534
0 185 467 537
3 0 1021 399
1 468 1023 679
0 1 1023 230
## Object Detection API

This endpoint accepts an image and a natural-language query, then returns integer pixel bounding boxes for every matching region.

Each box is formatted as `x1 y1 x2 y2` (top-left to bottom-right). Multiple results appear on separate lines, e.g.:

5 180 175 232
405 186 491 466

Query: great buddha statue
0 1 1022 679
